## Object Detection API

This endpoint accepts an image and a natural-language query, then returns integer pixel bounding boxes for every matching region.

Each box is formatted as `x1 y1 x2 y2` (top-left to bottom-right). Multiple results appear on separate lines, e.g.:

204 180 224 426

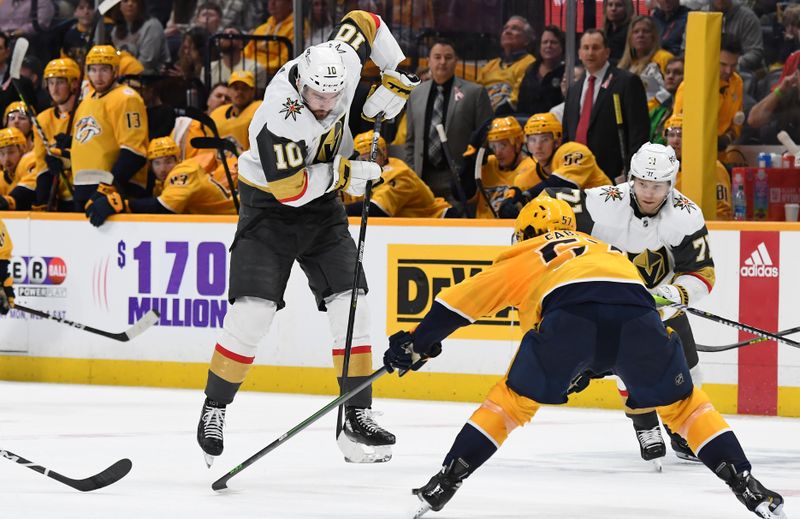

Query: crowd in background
0 0 796 221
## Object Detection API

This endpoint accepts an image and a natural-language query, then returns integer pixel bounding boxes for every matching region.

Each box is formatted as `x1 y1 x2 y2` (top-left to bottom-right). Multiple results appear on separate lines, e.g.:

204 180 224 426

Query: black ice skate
664 425 700 462
197 398 226 468
634 425 667 471
716 462 787 519
336 406 396 463
411 458 470 518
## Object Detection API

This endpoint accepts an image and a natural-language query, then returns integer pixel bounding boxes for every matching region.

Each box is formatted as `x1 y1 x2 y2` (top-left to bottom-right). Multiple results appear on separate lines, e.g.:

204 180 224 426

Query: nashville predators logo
75 116 101 144
629 247 669 288
672 195 697 213
599 185 624 202
280 98 304 121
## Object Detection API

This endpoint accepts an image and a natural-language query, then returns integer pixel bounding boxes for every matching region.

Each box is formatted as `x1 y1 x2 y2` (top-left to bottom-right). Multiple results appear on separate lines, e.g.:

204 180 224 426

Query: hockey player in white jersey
196 10 419 466
548 142 714 467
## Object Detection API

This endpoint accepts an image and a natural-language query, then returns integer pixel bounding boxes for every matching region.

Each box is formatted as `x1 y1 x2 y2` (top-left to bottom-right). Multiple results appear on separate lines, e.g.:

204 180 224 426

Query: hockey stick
14 303 159 342
213 366 389 491
474 145 499 218
0 449 131 492
613 93 628 184
177 107 239 212
436 124 468 217
696 325 800 353
190 136 239 158
654 296 800 348
335 113 384 438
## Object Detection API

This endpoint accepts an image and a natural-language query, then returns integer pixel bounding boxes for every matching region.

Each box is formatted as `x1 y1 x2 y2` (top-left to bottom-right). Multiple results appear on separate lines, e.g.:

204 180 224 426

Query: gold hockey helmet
487 116 524 147
85 45 121 69
0 127 27 149
524 112 563 140
44 57 81 81
513 193 575 243
353 130 387 157
148 137 180 160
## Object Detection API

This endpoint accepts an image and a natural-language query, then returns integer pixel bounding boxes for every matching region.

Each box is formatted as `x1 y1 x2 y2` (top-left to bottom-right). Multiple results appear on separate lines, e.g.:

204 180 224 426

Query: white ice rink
1 381 797 519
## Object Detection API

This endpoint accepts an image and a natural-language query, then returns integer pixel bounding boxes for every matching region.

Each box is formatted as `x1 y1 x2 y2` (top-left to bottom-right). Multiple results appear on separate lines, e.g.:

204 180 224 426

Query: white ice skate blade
412 498 432 519
651 458 663 472
336 433 392 464
204 453 216 468
755 502 788 519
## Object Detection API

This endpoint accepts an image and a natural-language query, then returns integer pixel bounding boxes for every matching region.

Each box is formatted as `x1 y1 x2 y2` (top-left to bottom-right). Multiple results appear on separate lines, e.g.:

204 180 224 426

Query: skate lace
636 427 663 448
202 405 226 441
354 408 386 434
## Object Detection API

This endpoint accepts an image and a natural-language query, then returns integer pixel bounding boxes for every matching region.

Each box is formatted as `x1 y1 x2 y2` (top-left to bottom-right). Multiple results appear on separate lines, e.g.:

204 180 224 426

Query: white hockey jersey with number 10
548 183 715 306
237 11 404 207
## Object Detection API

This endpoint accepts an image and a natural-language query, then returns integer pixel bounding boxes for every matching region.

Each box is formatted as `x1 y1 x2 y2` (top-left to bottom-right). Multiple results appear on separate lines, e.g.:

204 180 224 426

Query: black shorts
228 184 368 311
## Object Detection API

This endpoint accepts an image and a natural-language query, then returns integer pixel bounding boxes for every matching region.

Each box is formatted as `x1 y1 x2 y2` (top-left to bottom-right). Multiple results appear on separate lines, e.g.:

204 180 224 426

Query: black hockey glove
53 133 71 154
44 153 64 177
0 275 15 315
498 187 530 219
85 184 128 227
384 330 442 374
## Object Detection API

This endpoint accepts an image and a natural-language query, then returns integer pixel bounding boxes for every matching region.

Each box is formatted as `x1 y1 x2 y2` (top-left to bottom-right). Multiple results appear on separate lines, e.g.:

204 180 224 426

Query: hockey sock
626 409 659 429
205 342 254 405
442 422 498 474
333 345 373 408
696 430 751 474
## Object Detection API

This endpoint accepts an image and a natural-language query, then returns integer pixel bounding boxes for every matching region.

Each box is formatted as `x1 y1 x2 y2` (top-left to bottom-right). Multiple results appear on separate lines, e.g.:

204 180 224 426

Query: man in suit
405 39 493 203
563 29 649 184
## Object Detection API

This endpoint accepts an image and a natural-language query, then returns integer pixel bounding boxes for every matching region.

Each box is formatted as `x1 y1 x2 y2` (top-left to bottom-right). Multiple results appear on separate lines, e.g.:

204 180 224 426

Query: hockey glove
85 184 128 227
0 195 15 211
53 132 71 154
329 155 382 197
362 69 420 121
0 275 15 315
44 153 65 177
498 187 531 219
652 284 688 321
384 330 442 374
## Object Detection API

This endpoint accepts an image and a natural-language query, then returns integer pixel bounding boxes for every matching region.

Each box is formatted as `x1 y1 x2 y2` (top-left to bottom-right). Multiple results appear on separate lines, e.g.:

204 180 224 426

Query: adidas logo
740 242 779 278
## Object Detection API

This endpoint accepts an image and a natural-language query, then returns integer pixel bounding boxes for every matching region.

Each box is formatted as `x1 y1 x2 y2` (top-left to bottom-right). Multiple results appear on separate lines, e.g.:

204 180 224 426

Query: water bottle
753 168 769 220
733 184 747 221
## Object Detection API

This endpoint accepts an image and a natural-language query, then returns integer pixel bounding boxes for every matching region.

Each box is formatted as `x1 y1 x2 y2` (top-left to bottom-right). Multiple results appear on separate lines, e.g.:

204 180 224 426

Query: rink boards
0 213 799 417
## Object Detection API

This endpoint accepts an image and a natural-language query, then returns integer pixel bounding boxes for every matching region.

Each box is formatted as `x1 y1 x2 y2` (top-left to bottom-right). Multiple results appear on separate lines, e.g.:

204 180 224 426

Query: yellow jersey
34 107 74 200
477 53 536 111
477 155 537 219
516 142 610 192
674 72 743 139
156 160 237 215
209 101 262 153
71 84 149 187
243 15 299 73
437 229 644 332
675 160 731 221
1 152 37 195
0 219 11 261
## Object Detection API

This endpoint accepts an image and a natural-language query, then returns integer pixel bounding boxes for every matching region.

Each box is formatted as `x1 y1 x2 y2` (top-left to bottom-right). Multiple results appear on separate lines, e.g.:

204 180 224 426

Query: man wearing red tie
563 29 649 184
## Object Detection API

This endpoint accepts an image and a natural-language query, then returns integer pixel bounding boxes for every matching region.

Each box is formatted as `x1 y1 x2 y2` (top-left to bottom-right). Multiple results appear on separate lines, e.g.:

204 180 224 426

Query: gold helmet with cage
524 112 563 141
353 130 387 157
663 113 682 135
513 193 575 243
44 58 81 81
147 137 180 160
487 116 524 147
0 127 27 149
85 45 121 69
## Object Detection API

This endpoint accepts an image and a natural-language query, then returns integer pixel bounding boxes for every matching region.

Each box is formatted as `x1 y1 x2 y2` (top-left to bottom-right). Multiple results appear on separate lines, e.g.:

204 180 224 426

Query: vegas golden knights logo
314 116 345 163
629 247 669 288
75 116 102 144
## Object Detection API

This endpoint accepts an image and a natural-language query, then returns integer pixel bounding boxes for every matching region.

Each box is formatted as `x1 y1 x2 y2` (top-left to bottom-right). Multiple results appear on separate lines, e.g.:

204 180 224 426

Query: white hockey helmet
296 44 347 94
628 142 680 185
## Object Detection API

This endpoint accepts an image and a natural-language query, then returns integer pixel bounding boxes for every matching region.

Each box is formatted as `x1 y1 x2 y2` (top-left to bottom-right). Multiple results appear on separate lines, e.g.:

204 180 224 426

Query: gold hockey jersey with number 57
71 84 149 187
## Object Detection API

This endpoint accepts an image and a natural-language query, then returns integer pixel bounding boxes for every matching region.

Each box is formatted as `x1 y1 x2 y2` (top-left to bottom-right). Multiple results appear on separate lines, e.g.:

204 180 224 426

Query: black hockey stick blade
190 136 239 157
212 366 389 492
697 325 800 352
14 304 159 342
0 448 132 492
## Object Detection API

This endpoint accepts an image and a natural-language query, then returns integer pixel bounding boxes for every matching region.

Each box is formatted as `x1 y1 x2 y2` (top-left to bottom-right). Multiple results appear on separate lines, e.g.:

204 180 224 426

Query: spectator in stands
207 82 230 112
649 56 683 144
344 130 455 218
0 33 10 83
163 26 209 103
603 0 635 64
549 64 584 123
0 127 36 211
702 0 764 73
618 16 674 111
563 29 649 183
777 5 800 81
405 39 493 203
243 0 297 74
517 25 566 117
0 0 54 39
651 0 690 56
664 114 731 220
62 0 98 67
307 0 335 46
193 1 223 34
390 0 434 50
748 69 800 144
202 26 268 90
111 0 170 74
477 16 536 114
4 102 33 151
209 70 261 153
674 37 743 151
